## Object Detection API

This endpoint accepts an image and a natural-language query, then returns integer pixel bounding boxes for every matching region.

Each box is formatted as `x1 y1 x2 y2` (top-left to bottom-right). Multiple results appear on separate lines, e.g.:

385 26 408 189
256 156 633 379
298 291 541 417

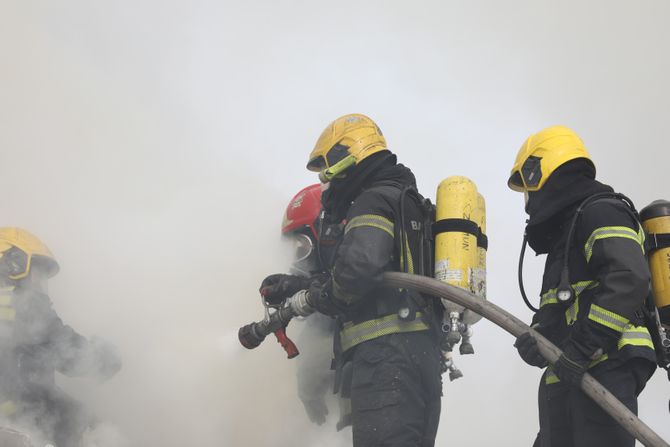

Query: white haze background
1 1 669 445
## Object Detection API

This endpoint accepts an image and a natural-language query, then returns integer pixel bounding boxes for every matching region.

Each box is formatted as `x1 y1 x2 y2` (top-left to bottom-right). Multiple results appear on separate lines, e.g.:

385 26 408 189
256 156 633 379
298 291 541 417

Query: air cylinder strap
645 233 670 254
432 218 488 249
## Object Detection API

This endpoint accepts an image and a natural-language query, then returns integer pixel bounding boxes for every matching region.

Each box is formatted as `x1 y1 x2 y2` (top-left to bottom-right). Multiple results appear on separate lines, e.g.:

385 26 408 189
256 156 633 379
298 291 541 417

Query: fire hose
239 272 669 447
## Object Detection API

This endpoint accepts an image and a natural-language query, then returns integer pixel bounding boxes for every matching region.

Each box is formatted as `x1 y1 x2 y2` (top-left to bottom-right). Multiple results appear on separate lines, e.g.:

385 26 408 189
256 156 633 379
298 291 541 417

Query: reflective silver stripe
345 214 394 238
540 289 558 307
340 312 429 352
584 226 645 262
546 326 654 385
617 325 654 350
588 303 629 333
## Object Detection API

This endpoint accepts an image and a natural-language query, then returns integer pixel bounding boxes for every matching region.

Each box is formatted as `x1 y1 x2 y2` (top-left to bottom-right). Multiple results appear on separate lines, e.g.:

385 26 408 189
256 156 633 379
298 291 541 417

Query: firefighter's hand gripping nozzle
238 289 315 359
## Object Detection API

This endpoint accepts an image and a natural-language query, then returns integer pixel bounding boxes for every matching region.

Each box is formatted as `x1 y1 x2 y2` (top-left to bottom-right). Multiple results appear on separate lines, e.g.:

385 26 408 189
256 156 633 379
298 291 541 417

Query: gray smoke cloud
2 0 669 445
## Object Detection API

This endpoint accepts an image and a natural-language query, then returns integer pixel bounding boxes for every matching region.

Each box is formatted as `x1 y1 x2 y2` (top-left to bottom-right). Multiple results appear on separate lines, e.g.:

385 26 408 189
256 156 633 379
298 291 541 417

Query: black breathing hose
518 233 539 313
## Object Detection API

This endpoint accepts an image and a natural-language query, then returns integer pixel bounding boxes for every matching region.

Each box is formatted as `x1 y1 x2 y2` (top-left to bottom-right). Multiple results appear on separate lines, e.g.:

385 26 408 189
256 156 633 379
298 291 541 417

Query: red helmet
281 184 322 240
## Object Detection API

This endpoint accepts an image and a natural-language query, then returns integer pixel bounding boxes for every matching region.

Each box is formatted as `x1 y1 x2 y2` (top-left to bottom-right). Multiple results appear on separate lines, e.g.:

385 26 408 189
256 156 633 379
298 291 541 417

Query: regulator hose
518 233 539 313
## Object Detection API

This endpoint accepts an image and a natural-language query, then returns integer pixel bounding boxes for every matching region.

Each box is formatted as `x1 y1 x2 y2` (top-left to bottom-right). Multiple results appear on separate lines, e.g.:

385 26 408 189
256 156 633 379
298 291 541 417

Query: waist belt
340 312 430 352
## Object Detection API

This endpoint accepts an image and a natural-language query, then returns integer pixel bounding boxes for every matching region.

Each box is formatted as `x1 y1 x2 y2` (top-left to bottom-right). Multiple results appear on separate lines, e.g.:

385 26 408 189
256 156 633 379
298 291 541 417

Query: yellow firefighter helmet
307 114 388 182
0 228 59 279
508 125 594 192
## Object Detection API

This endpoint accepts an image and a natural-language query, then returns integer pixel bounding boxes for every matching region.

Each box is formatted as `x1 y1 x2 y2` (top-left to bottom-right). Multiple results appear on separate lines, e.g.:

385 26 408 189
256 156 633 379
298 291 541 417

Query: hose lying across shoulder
382 271 669 447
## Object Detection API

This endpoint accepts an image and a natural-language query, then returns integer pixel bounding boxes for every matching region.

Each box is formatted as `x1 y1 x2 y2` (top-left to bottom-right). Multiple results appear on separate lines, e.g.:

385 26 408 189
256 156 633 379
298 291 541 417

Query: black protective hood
525 159 612 254
321 151 416 223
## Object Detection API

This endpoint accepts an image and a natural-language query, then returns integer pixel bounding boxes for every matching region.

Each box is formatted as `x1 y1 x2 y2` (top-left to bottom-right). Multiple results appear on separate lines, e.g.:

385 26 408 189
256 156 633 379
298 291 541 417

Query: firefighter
0 228 121 447
280 114 442 446
261 184 341 427
509 126 657 447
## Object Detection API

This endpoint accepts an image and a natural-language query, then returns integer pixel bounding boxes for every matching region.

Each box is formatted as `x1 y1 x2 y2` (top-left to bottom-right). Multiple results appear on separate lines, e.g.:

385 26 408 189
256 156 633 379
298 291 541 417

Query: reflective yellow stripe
345 215 394 238
588 303 629 333
565 298 580 325
617 325 655 350
0 400 17 416
584 226 645 263
545 326 653 385
0 286 16 321
0 307 15 321
545 368 560 385
340 312 429 352
541 280 598 309
400 236 414 274
0 294 12 307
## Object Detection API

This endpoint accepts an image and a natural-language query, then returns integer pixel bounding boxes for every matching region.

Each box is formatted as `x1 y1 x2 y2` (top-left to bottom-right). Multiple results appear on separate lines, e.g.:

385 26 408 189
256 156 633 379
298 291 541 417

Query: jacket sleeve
573 200 650 353
20 293 121 379
327 189 396 306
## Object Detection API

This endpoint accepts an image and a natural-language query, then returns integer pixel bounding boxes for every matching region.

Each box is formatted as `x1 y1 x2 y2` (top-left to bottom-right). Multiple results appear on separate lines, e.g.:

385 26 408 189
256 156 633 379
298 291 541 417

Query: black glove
553 341 592 387
300 397 328 425
514 332 547 368
260 274 310 306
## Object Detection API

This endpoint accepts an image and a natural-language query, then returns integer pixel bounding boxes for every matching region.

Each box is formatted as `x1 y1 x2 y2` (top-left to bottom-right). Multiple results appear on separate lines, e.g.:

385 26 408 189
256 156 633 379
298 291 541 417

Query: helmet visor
307 155 327 172
509 156 543 192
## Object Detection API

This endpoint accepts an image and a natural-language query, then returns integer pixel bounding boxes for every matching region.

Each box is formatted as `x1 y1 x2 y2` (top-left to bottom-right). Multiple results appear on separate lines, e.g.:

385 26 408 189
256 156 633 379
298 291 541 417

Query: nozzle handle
274 327 299 359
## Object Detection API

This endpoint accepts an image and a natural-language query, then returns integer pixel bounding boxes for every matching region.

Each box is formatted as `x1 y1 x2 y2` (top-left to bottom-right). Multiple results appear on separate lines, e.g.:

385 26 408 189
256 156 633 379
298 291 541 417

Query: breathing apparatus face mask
291 233 314 264
0 246 29 280
282 232 319 277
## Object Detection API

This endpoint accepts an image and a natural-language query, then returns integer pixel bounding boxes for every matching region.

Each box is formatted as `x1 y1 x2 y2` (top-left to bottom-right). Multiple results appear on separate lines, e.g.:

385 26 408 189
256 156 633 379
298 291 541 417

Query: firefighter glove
92 337 122 381
514 332 547 368
301 398 328 425
553 342 591 387
260 274 310 306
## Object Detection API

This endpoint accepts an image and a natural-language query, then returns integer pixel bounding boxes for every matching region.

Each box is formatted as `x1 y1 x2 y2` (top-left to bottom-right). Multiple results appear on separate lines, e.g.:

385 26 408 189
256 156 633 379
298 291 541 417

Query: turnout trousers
533 358 655 447
350 331 442 447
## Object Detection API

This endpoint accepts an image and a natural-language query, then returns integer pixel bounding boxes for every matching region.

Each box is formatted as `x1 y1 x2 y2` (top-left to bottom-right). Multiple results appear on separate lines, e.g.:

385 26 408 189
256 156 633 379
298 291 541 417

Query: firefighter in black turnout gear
510 126 656 447
0 228 122 447
302 114 442 447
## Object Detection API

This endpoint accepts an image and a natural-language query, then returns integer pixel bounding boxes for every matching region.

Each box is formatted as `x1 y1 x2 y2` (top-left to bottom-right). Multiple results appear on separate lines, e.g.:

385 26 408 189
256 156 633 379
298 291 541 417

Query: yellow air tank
463 192 487 325
434 176 486 316
640 200 670 326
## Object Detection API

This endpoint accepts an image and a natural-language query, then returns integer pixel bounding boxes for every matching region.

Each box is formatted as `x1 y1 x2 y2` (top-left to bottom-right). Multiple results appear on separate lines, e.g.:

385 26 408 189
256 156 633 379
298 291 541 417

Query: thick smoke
2 0 670 446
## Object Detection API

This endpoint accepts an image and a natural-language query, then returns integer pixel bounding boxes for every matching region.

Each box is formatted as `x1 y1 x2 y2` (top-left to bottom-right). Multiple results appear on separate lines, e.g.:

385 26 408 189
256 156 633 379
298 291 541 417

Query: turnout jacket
0 284 119 410
319 154 433 353
526 164 655 384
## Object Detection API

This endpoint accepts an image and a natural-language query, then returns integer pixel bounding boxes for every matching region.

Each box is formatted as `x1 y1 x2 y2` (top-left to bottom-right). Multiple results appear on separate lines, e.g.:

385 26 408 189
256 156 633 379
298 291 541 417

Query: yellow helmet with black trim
307 114 387 182
508 125 594 192
0 228 59 280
